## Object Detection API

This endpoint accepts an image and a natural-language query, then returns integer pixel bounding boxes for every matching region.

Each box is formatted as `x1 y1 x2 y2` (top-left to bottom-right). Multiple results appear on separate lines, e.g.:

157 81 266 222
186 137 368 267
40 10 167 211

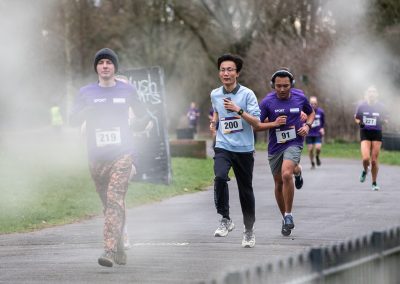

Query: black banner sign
123 66 172 184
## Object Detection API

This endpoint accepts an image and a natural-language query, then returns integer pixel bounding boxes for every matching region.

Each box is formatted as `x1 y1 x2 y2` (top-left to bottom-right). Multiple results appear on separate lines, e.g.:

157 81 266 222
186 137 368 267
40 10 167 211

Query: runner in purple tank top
255 68 315 236
354 85 389 191
305 96 325 169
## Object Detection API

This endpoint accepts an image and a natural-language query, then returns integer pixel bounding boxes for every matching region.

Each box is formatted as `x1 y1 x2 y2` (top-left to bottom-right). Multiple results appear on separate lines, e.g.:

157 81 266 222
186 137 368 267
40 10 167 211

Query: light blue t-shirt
211 84 261 152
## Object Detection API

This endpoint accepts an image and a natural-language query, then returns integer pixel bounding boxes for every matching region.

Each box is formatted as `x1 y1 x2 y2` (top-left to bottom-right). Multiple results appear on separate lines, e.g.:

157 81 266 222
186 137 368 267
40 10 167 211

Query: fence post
371 231 384 283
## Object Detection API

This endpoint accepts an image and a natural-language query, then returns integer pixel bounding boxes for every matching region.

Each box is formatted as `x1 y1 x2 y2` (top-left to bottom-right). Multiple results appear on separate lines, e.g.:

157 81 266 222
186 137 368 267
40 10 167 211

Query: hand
275 115 287 127
300 111 307 122
223 99 240 113
297 124 310 137
210 120 216 133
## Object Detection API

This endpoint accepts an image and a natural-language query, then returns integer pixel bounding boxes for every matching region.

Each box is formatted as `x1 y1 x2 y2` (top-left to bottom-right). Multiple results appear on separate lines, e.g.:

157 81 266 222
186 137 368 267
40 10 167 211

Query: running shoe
214 218 235 237
294 167 303 190
115 237 127 265
360 170 367 183
281 221 291 236
311 162 316 170
242 228 255 248
371 183 380 191
98 251 115 267
316 155 321 166
281 215 295 236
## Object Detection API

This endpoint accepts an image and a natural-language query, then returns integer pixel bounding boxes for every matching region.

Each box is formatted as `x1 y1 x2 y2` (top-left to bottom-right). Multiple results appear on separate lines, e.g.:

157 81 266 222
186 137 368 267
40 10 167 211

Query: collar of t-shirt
223 84 241 94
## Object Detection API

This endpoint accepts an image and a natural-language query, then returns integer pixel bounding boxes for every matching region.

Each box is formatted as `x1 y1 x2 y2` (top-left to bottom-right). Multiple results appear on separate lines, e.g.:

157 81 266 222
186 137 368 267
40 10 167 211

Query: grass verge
256 141 400 166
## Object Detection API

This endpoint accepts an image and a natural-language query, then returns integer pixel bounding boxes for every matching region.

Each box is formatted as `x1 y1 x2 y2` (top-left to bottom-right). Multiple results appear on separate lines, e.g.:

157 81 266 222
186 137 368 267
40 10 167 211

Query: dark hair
217 54 243 73
270 67 295 87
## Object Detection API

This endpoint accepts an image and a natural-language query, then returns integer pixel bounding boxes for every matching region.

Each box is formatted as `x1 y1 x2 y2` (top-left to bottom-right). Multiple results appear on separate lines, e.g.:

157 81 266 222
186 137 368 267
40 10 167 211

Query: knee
362 157 370 164
371 159 378 168
281 171 292 182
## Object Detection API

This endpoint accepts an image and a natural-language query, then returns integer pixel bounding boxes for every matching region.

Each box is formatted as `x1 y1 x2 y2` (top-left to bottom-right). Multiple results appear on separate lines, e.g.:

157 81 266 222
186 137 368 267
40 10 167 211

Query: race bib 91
276 128 296 143
95 127 122 147
220 116 243 134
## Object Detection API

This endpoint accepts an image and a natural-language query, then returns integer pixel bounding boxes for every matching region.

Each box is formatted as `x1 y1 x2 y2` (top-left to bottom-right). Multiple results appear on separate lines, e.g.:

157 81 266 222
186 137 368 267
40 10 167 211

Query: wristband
237 109 244 116
306 122 312 129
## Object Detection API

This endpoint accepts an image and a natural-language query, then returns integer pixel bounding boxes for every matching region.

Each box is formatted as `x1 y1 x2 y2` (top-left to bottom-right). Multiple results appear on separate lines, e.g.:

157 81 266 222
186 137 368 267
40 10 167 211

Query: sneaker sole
214 224 235 237
281 228 292 236
242 243 255 248
98 257 114 267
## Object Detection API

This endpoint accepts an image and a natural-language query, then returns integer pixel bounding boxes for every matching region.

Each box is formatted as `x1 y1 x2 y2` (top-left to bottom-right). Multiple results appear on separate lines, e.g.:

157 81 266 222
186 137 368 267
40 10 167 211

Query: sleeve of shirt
354 103 362 120
69 91 87 127
259 97 269 122
302 96 313 115
246 91 261 120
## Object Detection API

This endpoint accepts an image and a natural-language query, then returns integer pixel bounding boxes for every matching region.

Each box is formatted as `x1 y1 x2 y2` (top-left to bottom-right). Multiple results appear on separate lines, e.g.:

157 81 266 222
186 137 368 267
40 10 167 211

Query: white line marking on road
132 242 189 246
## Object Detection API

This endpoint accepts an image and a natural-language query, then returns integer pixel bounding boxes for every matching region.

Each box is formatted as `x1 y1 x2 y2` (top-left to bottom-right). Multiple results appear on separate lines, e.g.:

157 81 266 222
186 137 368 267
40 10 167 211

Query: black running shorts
360 129 382 142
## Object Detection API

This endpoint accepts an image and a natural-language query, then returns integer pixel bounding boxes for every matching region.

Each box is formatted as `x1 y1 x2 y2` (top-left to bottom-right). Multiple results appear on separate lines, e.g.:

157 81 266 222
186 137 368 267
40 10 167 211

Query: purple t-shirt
307 107 325 137
354 101 388 131
70 80 145 161
259 88 313 155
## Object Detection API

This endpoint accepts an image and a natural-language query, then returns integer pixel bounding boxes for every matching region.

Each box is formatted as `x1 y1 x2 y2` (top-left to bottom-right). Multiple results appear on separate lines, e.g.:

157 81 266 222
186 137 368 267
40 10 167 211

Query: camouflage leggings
89 154 133 253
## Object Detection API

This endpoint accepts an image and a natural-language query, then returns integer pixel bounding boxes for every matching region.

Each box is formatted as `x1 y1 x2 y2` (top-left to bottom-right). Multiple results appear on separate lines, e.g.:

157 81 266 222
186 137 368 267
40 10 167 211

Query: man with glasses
209 54 261 248
256 68 315 236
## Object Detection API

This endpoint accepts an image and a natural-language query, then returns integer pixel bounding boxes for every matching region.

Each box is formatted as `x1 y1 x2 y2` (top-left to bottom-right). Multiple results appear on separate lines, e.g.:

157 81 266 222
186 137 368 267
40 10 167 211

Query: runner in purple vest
256 68 315 236
305 96 325 169
354 85 389 191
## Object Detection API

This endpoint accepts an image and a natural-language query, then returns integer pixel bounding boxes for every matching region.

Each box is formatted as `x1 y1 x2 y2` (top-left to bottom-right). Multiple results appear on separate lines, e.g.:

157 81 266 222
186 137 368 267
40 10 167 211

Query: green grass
2 132 398 234
256 141 400 166
0 133 214 234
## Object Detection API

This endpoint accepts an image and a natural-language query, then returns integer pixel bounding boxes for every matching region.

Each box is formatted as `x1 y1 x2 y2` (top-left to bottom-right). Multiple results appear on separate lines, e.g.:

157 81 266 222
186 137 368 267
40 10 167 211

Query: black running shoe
294 172 303 190
316 155 321 166
281 221 291 236
284 215 295 229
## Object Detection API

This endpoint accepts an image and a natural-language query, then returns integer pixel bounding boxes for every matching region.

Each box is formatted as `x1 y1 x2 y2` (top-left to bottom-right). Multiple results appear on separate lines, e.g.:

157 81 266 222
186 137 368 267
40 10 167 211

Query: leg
307 143 315 168
360 140 372 172
232 152 255 230
104 155 133 254
315 142 322 166
213 148 232 219
281 160 296 213
89 161 109 215
273 173 285 216
370 141 382 184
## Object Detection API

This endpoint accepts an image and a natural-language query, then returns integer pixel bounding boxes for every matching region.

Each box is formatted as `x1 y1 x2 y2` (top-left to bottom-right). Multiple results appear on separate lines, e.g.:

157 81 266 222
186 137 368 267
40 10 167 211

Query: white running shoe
214 218 235 237
371 184 380 191
242 228 255 248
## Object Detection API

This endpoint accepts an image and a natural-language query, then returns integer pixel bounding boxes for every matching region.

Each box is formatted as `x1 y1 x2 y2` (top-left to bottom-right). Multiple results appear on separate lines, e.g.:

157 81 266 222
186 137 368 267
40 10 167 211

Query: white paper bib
95 127 122 147
276 128 296 143
220 116 243 134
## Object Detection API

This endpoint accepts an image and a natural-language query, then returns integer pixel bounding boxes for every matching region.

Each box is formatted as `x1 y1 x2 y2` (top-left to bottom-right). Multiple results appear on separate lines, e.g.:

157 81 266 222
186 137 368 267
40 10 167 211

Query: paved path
0 153 399 283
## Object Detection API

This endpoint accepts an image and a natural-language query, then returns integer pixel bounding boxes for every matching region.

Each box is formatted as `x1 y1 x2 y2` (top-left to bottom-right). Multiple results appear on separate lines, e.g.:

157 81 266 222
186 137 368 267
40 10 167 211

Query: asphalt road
0 152 399 283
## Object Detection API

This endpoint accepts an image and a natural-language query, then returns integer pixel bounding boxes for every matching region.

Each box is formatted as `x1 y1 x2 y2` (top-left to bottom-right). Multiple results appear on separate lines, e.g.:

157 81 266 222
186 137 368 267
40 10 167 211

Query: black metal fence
206 227 400 284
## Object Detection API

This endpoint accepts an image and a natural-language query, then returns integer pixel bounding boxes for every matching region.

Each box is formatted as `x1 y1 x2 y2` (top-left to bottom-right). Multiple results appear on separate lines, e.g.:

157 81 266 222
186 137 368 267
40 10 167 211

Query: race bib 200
220 116 243 134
